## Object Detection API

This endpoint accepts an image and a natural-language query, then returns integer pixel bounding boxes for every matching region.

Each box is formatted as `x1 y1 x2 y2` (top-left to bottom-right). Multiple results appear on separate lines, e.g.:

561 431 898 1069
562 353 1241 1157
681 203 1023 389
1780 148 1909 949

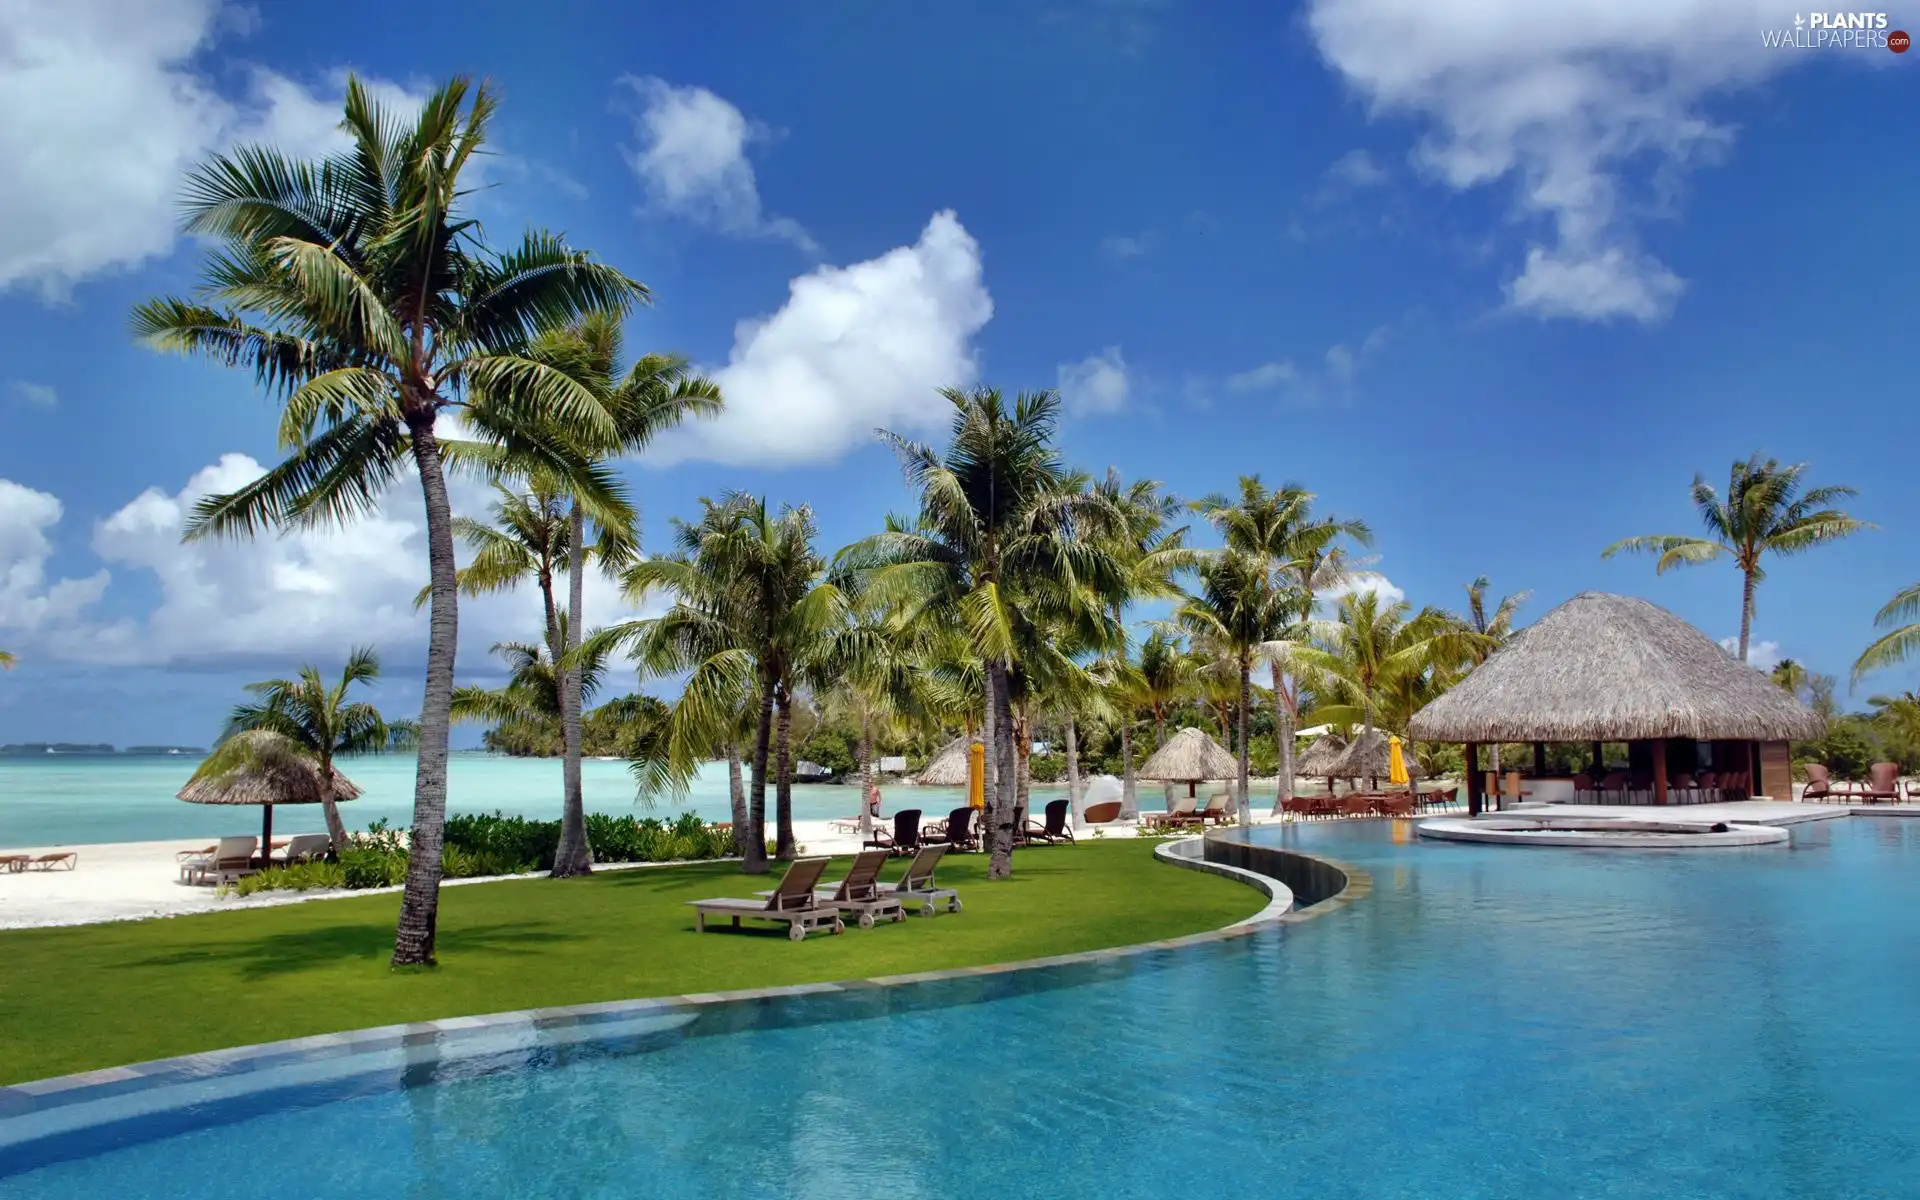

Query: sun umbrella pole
261 803 273 870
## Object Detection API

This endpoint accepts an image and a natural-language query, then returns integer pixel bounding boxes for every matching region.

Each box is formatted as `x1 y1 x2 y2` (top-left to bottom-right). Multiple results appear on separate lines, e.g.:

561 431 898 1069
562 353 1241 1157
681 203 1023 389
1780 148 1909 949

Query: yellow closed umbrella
968 740 986 809
1388 735 1409 787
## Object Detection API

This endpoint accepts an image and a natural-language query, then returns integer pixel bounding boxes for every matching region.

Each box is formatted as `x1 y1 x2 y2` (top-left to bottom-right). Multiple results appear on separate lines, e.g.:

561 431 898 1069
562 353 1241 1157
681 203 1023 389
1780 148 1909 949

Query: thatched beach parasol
1326 728 1424 785
917 735 977 787
1295 732 1348 791
178 731 361 857
1408 592 1825 744
1139 727 1238 800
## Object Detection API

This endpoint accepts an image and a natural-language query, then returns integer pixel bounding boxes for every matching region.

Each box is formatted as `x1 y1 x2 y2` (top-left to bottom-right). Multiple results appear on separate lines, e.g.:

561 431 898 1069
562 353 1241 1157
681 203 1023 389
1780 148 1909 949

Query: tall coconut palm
1772 658 1810 698
1457 576 1529 776
131 78 647 965
842 387 1122 878
1093 469 1191 815
480 315 721 876
1174 550 1288 826
1194 477 1371 814
1852 584 1920 688
1295 591 1461 788
618 494 842 868
448 624 613 732
1603 455 1872 663
209 647 414 850
1868 690 1920 752
809 585 930 838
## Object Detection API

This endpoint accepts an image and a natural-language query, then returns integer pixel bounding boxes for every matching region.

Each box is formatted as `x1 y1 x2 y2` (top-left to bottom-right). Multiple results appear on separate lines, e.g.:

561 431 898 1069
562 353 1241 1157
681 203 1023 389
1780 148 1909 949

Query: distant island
0 744 207 756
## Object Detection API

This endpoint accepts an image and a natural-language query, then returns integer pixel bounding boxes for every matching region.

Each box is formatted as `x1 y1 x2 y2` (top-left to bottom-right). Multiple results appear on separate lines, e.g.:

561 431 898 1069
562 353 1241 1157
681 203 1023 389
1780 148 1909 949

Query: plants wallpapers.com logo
1762 11 1911 49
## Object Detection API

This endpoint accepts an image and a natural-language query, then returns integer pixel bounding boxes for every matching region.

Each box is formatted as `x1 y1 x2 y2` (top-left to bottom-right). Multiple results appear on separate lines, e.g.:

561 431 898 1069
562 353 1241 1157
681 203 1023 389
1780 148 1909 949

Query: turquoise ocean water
0 754 993 848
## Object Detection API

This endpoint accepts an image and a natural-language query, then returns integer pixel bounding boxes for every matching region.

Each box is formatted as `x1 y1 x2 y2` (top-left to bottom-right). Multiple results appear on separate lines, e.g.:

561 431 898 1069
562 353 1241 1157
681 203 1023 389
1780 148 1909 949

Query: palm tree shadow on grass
122 922 571 981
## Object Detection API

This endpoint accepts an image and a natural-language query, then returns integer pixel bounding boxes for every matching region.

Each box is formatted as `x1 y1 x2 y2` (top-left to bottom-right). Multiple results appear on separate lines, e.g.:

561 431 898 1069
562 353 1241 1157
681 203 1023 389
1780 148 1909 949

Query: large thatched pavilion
1409 592 1825 815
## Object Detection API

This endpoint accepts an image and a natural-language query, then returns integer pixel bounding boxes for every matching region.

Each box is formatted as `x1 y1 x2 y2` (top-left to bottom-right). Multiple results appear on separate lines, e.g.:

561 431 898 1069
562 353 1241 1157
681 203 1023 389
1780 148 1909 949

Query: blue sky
0 0 1914 746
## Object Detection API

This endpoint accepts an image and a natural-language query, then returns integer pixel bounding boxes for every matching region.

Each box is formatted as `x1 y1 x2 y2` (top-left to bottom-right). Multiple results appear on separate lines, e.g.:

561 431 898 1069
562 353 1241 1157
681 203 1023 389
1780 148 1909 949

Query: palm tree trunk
1237 654 1252 828
986 659 1017 879
1015 707 1032 818
1739 568 1756 663
726 742 749 857
1155 709 1174 810
1270 661 1293 816
1064 714 1083 819
1120 723 1138 818
319 759 350 853
859 714 875 841
774 680 796 861
392 418 457 967
744 677 774 874
552 502 592 877
1362 700 1377 792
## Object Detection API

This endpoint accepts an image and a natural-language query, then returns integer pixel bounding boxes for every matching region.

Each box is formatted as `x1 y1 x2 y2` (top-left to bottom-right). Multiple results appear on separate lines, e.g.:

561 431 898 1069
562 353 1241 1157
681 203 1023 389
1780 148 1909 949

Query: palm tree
1603 455 1872 663
1129 630 1191 809
1093 469 1191 815
1194 476 1371 813
1174 551 1287 826
1772 658 1811 700
1457 576 1529 776
448 624 613 732
809 585 929 838
132 78 647 965
478 314 721 876
0 650 14 669
1852 585 1920 688
1868 690 1920 755
205 647 414 850
1295 591 1460 788
619 495 842 868
841 387 1122 878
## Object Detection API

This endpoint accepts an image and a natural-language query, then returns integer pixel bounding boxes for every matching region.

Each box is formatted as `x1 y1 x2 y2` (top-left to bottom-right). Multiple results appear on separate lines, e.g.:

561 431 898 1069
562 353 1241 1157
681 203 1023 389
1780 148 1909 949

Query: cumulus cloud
1720 636 1781 671
1325 149 1389 190
1098 233 1154 260
617 75 815 253
0 461 657 671
1306 0 1815 324
1056 347 1130 417
0 0 431 299
645 211 993 467
7 381 58 410
1323 572 1405 610
1220 324 1393 402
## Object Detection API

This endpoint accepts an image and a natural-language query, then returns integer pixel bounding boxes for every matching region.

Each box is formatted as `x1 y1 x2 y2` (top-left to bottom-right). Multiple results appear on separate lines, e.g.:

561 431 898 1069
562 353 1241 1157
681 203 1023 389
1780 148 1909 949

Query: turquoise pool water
7 817 1919 1197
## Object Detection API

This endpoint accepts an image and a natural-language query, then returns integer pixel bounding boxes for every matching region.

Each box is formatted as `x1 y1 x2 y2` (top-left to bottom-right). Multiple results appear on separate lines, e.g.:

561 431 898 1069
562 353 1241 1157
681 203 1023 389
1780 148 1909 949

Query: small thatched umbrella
177 731 361 860
1326 728 1424 788
1295 732 1348 792
917 735 976 787
1139 727 1239 806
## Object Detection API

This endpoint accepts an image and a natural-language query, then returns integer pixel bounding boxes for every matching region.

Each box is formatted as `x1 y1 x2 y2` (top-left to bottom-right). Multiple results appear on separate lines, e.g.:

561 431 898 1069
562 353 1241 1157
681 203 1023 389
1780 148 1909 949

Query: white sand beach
0 816 1171 931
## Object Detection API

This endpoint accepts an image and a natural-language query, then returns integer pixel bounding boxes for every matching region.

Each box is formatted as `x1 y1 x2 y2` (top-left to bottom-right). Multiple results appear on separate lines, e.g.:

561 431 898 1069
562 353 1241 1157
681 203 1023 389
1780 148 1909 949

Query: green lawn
0 839 1258 1085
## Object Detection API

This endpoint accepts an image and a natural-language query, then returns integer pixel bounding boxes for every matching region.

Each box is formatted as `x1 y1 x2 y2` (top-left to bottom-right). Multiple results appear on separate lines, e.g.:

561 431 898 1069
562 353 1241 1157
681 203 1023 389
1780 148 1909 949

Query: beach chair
922 807 979 852
2 853 30 873
1801 764 1838 802
24 852 78 871
182 836 257 886
274 834 332 865
687 857 841 941
1195 789 1234 826
1856 762 1902 805
1382 793 1415 818
1342 795 1374 818
1024 799 1074 844
881 844 962 916
1146 794 1199 829
764 849 905 929
1082 800 1124 824
865 808 922 856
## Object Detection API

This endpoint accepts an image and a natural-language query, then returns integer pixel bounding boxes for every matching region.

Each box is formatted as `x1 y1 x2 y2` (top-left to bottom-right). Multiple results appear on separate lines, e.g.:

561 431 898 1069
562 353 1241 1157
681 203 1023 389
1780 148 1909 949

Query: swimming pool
6 817 1918 1198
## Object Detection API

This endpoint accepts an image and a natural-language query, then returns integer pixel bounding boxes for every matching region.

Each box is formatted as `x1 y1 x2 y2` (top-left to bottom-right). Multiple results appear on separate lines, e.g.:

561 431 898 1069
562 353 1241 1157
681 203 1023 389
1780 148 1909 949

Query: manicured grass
0 839 1258 1085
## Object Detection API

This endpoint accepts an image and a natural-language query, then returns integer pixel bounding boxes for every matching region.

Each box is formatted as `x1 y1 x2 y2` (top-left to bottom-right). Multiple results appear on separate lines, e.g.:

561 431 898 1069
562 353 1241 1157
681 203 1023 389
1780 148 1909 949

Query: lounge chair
2 853 30 873
688 857 841 941
1196 787 1234 826
922 807 979 852
24 852 78 871
1801 764 1838 802
865 809 922 857
1341 795 1374 818
181 836 258 886
1382 793 1415 818
1145 794 1199 829
1856 762 1902 805
1024 798 1075 844
1083 799 1124 825
761 849 906 929
274 833 332 866
879 844 961 915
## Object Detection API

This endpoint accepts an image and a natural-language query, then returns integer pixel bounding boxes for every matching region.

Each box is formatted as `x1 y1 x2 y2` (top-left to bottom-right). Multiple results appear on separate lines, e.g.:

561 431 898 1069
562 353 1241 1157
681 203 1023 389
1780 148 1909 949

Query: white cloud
7 381 59 410
645 211 993 467
1222 323 1393 400
0 461 656 671
1323 572 1405 610
0 0 430 299
1306 0 1813 324
1099 233 1154 260
617 75 815 253
1225 361 1299 393
1056 347 1130 417
1720 636 1781 671
1325 149 1389 189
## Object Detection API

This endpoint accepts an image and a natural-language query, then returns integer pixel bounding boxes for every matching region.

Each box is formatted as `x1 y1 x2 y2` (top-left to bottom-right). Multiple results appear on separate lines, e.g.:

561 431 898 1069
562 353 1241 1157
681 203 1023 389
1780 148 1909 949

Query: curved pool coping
0 840 1367 1177
1416 818 1790 848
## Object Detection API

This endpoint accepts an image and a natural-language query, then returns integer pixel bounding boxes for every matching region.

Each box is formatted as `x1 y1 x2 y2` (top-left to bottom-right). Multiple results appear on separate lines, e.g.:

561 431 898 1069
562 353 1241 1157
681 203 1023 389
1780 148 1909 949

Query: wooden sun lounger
181 836 258 886
689 857 842 941
883 844 962 916
758 849 906 929
2 853 33 873
24 852 78 871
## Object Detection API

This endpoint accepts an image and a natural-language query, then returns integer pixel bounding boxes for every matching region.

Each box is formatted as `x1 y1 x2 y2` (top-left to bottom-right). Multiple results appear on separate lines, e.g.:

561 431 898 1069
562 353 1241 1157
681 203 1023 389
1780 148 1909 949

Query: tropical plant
1772 658 1811 700
1093 469 1191 814
1295 591 1462 787
449 626 613 728
1851 584 1920 688
1173 550 1289 826
807 583 929 834
1868 690 1920 752
1193 476 1370 813
131 77 648 964
1453 576 1529 776
1603 455 1871 664
199 646 415 850
840 387 1123 878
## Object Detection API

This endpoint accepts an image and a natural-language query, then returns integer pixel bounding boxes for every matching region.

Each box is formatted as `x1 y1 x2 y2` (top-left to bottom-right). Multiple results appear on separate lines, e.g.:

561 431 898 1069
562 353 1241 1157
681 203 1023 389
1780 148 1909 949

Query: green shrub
340 847 408 889
443 812 560 871
226 860 348 896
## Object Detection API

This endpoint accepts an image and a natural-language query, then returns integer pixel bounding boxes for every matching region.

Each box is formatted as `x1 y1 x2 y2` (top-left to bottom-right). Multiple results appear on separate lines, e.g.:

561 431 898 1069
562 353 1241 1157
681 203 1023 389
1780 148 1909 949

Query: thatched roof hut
1294 733 1348 778
1325 728 1424 781
1409 592 1826 743
917 735 977 787
177 732 363 806
1139 727 1237 783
